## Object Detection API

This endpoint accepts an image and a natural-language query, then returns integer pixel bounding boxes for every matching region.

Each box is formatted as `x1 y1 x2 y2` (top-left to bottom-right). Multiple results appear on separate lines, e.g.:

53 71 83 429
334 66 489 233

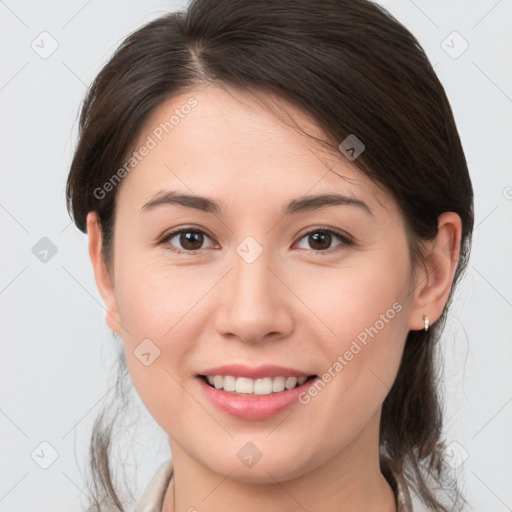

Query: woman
66 0 474 510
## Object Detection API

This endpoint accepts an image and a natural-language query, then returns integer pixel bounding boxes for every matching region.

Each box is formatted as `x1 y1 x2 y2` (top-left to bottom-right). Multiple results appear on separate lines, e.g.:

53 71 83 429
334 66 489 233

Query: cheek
110 257 198 420
114 287 194 435
290 278 408 452
296 250 410 403
302 254 408 346
113 251 203 339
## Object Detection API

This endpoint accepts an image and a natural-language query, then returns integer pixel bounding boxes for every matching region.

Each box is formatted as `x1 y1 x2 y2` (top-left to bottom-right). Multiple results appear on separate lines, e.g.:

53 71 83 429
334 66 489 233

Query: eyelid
158 225 354 254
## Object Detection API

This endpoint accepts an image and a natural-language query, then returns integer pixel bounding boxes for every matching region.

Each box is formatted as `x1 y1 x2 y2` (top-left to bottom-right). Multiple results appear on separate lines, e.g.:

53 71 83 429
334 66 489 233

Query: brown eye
307 231 333 251
296 228 352 252
163 229 212 252
160 227 352 254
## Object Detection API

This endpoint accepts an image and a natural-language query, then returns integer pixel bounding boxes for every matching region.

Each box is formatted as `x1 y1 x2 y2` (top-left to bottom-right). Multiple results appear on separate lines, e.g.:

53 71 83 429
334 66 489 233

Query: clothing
133 459 173 512
381 456 414 512
133 457 414 512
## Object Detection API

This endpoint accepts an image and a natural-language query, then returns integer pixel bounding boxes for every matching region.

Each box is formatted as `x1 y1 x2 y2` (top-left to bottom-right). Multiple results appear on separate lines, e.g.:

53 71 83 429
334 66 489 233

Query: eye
295 228 353 253
160 228 215 253
159 226 353 254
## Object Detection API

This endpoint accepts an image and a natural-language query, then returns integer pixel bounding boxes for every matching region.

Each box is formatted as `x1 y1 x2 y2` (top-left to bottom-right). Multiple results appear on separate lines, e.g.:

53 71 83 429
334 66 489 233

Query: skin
87 83 461 512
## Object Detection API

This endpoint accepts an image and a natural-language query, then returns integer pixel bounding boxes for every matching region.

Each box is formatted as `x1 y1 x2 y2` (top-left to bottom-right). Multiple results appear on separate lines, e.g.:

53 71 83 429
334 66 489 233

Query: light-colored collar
381 455 414 512
133 460 174 512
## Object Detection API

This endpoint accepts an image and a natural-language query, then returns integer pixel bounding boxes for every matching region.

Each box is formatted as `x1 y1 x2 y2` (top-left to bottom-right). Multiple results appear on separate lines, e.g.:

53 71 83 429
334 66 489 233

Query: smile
201 374 316 395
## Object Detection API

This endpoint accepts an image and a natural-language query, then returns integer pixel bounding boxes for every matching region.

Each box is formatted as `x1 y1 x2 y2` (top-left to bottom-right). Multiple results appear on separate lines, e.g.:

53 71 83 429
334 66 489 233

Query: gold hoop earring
423 315 430 332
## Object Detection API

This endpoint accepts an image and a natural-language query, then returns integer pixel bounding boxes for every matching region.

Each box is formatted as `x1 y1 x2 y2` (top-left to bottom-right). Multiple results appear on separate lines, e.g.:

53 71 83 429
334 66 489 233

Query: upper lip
198 364 315 379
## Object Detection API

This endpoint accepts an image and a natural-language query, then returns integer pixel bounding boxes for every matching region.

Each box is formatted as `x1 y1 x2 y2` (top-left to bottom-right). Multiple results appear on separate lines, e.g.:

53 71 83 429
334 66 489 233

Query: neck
163 410 396 512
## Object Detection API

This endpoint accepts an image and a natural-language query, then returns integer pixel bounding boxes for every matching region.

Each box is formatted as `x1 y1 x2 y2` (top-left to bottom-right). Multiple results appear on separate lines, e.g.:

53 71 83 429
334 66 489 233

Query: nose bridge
233 246 274 306
214 238 293 342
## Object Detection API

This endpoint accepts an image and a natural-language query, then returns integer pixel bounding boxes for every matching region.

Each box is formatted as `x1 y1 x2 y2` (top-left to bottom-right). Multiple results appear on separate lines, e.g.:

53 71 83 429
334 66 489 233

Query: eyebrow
141 191 373 217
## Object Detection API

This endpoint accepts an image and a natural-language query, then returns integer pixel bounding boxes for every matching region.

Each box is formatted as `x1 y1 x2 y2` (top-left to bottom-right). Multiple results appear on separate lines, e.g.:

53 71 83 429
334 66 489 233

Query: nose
213 246 294 345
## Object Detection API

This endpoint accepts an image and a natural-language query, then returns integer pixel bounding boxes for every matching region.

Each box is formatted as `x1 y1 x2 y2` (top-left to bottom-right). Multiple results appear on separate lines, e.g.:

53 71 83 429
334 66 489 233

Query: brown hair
66 0 474 510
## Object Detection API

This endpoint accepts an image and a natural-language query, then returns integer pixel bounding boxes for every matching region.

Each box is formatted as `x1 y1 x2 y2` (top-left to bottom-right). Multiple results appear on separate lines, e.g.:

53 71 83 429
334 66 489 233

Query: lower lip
197 377 316 421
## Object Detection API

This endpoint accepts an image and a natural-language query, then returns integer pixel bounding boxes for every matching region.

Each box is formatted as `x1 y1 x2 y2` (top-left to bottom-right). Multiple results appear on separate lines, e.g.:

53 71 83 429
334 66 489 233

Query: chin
199 444 314 485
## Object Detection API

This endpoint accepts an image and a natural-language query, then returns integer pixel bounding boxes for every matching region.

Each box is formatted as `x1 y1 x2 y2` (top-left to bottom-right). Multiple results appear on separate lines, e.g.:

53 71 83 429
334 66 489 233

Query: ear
408 212 462 331
86 212 123 336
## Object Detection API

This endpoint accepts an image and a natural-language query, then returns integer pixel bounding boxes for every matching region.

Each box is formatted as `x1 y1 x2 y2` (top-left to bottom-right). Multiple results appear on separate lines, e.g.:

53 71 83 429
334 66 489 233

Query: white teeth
213 375 224 389
235 377 253 394
253 377 273 395
272 376 285 392
285 377 297 389
223 375 236 392
204 375 310 394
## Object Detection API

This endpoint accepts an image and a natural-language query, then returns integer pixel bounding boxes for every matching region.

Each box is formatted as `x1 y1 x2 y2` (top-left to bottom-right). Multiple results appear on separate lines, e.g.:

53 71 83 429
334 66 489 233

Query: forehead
117 83 397 221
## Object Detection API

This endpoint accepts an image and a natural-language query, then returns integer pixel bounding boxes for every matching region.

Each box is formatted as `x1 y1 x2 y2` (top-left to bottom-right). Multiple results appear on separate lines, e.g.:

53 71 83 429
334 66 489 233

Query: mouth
198 374 318 396
195 364 320 420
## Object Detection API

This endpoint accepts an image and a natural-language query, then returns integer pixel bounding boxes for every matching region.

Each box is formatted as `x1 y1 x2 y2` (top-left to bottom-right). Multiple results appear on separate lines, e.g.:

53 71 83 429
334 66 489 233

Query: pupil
181 231 203 250
310 232 330 250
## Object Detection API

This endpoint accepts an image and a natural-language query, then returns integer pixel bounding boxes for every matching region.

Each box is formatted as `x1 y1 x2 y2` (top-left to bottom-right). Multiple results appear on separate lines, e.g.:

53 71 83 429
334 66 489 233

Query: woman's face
91 84 421 482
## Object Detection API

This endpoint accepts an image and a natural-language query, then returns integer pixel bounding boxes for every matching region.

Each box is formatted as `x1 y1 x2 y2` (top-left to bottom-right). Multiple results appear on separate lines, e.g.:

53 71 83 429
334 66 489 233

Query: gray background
0 0 511 511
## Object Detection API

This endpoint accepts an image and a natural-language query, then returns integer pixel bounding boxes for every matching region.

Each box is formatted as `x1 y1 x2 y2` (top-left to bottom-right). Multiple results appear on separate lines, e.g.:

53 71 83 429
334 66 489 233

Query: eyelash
158 226 354 255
